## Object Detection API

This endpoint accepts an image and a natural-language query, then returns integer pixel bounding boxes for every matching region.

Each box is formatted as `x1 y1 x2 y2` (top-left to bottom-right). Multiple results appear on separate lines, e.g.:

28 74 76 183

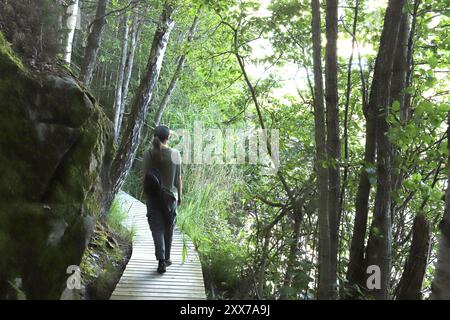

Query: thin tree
64 0 79 64
79 0 108 86
117 11 142 136
325 0 339 298
340 2 361 289
113 13 129 141
364 0 406 300
390 10 411 195
396 214 430 299
311 0 333 300
431 113 450 300
394 2 431 300
154 11 200 126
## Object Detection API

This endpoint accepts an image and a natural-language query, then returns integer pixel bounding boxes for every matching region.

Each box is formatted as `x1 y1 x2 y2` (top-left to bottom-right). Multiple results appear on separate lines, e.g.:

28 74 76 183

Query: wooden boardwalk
110 191 206 300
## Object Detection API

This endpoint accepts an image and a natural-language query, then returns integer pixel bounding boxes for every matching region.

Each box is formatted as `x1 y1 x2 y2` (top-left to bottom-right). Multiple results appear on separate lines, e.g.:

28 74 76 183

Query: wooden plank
117 279 205 285
120 265 203 272
110 191 206 300
113 287 206 294
112 291 206 298
116 283 205 291
124 264 203 271
116 273 205 280
117 281 205 288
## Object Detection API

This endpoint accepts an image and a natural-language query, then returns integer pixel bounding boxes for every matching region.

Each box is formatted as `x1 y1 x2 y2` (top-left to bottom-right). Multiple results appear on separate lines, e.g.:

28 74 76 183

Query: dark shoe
157 259 166 273
165 259 172 266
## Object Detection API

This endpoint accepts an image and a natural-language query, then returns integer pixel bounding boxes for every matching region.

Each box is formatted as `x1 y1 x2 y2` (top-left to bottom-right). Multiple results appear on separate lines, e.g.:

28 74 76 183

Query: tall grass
177 164 240 245
177 163 250 298
108 199 135 242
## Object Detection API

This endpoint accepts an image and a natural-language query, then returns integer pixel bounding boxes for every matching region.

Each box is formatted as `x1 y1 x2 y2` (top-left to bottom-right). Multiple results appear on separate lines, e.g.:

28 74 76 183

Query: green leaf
429 55 439 69
404 180 415 189
437 104 450 113
417 100 434 114
412 173 422 182
392 100 400 112
181 238 188 264
439 142 449 155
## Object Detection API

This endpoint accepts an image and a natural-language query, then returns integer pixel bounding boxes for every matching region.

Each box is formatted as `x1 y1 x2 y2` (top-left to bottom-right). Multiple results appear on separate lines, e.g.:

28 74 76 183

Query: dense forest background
1 0 450 300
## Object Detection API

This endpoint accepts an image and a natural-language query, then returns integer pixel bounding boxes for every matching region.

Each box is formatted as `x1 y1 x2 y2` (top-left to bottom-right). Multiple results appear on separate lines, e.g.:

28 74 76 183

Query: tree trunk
280 200 303 299
118 12 142 136
396 214 430 300
404 0 421 120
346 109 375 289
64 0 79 64
340 0 359 239
344 2 375 294
79 0 108 86
311 0 332 300
113 13 129 142
431 113 450 300
364 0 406 300
392 12 411 124
325 0 339 298
390 11 411 201
154 13 200 126
257 230 271 298
104 2 175 214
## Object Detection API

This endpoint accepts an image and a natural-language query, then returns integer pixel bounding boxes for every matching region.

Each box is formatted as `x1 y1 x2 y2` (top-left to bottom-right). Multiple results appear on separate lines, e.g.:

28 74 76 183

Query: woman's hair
151 125 171 166
152 135 162 150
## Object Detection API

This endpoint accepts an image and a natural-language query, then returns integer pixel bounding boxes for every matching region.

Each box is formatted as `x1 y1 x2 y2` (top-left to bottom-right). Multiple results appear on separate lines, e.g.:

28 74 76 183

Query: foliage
108 198 136 242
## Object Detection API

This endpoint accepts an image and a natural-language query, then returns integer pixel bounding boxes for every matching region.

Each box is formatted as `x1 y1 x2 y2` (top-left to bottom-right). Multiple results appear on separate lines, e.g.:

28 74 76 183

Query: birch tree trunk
64 0 79 64
117 12 142 135
154 13 200 126
104 2 175 213
431 113 450 300
364 0 406 300
113 13 129 142
79 0 108 86
325 0 339 298
311 0 332 300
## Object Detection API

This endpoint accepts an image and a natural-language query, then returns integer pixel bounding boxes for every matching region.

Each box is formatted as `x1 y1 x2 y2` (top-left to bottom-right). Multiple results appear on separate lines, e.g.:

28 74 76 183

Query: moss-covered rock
0 32 113 299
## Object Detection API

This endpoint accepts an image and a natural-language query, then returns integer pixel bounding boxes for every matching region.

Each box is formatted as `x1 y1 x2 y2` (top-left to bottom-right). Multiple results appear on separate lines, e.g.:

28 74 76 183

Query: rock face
0 33 113 299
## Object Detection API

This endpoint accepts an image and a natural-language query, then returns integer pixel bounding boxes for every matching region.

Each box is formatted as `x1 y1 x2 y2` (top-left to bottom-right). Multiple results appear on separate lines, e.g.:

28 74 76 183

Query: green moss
79 220 131 299
0 32 24 72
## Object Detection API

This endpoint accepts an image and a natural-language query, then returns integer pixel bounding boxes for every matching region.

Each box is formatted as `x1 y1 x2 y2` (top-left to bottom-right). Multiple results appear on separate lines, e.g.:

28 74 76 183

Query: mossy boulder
0 33 114 299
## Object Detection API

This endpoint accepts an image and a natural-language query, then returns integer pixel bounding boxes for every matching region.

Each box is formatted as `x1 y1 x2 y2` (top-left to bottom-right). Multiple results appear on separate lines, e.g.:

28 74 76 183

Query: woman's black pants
146 193 177 261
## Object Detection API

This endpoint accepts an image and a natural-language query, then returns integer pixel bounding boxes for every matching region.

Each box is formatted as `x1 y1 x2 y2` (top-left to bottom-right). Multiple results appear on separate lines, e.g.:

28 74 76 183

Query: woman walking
143 125 182 273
